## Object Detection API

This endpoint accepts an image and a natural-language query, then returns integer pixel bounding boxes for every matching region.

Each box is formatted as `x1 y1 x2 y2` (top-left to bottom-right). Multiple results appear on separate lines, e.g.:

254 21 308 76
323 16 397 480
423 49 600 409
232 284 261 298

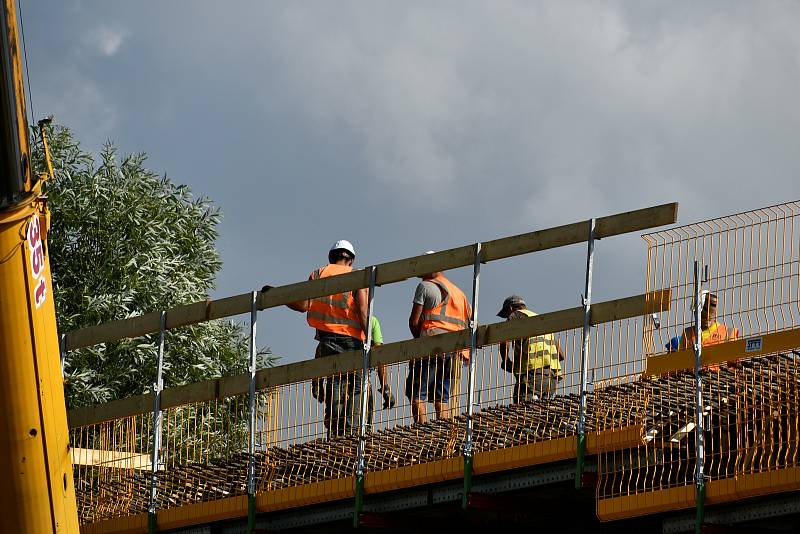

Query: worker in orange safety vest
679 290 739 371
286 239 370 438
406 252 471 424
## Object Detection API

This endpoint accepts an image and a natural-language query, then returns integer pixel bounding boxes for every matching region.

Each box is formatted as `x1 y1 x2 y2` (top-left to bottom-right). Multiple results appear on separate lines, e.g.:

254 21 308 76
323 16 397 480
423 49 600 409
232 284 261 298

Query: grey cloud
24 1 800 364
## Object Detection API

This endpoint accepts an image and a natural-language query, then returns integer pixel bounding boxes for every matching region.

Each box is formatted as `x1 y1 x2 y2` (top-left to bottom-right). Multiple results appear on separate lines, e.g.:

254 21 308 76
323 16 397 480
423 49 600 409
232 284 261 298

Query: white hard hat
330 239 356 257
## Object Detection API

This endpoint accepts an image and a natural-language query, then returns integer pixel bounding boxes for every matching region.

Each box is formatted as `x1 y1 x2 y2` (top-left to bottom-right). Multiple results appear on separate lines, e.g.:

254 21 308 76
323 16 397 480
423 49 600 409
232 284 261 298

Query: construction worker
370 315 396 411
679 291 739 349
286 240 370 438
311 314 396 421
678 290 739 371
497 295 564 402
406 253 471 424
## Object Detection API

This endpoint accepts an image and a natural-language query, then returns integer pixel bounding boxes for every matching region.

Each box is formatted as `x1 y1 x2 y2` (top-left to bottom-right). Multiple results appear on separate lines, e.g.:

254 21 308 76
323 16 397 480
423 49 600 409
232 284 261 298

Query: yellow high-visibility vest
512 309 562 376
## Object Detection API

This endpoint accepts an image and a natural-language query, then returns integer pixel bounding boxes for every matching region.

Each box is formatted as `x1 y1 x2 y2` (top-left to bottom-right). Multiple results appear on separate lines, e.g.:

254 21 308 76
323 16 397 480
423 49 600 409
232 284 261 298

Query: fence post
693 261 706 533
354 266 376 528
462 243 481 510
247 291 258 533
575 218 595 489
148 310 166 534
59 333 66 377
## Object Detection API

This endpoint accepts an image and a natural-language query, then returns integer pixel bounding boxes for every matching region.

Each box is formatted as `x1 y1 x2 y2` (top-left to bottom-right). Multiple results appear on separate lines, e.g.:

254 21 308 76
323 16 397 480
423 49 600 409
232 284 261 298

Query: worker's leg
325 374 343 438
318 333 364 438
512 376 522 403
311 343 327 403
530 368 558 400
515 371 535 403
432 355 453 420
406 358 428 424
342 368 364 437
412 399 428 424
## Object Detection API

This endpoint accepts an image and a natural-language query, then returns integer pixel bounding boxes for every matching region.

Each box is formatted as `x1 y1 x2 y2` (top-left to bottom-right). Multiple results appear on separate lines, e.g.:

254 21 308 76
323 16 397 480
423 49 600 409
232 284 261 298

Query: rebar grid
596 351 800 502
72 335 603 524
593 202 800 513
71 414 153 523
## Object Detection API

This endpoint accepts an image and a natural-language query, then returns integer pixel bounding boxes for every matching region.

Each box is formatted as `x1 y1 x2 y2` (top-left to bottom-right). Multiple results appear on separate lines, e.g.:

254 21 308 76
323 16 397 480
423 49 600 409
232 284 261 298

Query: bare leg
434 401 449 420
412 399 427 423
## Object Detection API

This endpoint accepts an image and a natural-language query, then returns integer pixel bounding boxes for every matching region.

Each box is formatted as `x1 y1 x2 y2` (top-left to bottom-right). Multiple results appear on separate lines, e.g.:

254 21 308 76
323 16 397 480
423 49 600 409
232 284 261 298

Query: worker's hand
378 385 396 409
261 284 273 293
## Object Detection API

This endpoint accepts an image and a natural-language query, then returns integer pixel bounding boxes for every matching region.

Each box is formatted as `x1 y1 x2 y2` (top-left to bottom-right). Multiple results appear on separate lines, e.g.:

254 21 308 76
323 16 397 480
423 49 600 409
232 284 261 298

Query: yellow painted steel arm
0 0 79 531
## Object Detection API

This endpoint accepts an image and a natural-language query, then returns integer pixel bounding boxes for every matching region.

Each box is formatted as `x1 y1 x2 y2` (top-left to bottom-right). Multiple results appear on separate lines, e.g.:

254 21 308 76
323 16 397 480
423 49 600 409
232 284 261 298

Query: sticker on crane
27 214 47 309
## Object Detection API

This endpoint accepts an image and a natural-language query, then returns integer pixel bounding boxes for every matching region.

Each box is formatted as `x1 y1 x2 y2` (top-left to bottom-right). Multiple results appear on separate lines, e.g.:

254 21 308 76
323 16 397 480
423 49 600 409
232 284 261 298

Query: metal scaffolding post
462 243 481 510
148 311 166 534
575 218 595 489
247 291 258 533
693 261 706 534
59 333 66 377
354 266 376 527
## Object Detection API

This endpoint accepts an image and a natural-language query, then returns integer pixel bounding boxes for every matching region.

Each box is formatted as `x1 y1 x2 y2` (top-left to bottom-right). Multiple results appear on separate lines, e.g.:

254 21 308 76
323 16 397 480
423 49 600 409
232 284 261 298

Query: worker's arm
499 341 509 360
373 340 386 383
556 338 565 361
355 287 370 334
376 361 388 387
286 299 309 312
284 275 312 312
409 303 424 338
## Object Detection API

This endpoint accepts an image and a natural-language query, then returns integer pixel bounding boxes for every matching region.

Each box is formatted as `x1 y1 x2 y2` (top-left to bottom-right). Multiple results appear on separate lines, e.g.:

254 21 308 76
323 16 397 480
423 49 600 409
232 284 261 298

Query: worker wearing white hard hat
329 239 356 262
280 239 375 439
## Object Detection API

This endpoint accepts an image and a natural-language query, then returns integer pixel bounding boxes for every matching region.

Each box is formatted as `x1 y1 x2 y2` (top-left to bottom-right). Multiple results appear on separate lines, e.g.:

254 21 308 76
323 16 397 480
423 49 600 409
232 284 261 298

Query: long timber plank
646 328 800 375
68 289 669 427
64 203 677 351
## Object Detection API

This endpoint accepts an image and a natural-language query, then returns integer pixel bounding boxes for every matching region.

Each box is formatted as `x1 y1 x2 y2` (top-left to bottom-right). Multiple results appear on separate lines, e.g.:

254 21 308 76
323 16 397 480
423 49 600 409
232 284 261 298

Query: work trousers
317 333 365 439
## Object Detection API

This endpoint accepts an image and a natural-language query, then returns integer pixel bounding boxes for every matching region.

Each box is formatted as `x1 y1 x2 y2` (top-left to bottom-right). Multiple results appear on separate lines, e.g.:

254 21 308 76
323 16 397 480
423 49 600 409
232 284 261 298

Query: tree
34 125 273 408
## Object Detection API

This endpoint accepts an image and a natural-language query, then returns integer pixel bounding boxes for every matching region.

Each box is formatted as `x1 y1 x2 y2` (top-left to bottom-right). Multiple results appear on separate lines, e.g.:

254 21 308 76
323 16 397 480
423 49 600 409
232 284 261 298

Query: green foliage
34 125 274 408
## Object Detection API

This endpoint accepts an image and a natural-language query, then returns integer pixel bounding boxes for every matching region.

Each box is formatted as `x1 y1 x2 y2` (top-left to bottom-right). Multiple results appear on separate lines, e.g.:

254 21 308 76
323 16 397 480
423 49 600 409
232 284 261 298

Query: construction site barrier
596 200 800 522
64 202 691 530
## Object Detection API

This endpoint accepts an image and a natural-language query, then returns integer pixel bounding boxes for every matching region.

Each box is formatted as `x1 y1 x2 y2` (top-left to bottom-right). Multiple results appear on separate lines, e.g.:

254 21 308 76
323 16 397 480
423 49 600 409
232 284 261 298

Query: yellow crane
0 0 79 531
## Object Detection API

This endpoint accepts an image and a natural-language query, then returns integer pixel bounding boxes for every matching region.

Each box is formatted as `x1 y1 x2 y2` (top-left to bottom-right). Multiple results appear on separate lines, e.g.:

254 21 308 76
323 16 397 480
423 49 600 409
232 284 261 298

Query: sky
22 1 800 365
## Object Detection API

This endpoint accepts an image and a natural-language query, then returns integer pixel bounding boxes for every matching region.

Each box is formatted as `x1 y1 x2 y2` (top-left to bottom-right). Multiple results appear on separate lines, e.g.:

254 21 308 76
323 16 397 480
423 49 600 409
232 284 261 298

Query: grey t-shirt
413 280 443 308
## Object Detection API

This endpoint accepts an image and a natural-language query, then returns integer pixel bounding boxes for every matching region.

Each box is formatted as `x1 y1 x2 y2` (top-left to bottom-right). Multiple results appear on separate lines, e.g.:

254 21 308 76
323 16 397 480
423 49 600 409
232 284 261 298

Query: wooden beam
645 327 800 376
64 311 161 352
63 202 677 350
67 289 670 427
71 447 151 470
68 393 150 428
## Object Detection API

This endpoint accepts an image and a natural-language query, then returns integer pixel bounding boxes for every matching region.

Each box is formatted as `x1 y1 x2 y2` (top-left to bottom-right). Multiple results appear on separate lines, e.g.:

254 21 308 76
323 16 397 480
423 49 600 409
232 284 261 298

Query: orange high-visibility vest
680 321 738 349
420 275 471 354
306 264 365 340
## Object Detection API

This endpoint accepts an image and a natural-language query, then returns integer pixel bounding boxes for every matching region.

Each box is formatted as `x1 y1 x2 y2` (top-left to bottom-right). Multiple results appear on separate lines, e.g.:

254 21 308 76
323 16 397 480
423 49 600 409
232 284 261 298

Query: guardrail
596 200 800 523
63 202 679 531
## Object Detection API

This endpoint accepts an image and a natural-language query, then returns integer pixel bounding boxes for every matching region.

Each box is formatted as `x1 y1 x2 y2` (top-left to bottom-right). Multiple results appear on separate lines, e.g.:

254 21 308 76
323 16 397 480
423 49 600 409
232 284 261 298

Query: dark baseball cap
497 295 526 318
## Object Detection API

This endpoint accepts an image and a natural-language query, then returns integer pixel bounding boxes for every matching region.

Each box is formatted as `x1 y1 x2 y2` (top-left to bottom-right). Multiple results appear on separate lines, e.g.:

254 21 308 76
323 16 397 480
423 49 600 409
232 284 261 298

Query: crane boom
0 0 79 531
